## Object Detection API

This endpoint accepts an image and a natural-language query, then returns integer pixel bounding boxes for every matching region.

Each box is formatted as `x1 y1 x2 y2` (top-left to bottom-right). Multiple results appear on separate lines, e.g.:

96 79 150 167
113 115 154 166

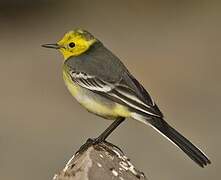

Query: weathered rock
53 141 147 180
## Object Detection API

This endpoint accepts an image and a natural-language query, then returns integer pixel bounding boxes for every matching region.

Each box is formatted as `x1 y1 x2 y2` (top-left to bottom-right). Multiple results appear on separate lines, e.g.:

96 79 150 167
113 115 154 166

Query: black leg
95 117 125 142
77 117 125 153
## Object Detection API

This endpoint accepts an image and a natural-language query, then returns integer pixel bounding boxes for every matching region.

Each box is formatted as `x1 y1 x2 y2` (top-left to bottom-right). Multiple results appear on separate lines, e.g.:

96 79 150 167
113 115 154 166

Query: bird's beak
41 43 60 49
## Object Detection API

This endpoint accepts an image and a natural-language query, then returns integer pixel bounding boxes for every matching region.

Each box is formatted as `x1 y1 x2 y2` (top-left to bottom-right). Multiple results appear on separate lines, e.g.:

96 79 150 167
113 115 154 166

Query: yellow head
42 29 97 60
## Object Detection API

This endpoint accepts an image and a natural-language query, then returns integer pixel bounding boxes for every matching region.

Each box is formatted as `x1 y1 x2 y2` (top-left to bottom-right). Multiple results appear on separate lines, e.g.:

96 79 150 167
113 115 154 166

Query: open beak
41 43 60 49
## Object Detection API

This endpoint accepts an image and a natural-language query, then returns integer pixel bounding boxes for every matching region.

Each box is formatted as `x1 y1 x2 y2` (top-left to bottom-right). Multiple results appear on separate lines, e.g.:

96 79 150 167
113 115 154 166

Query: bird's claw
76 137 103 154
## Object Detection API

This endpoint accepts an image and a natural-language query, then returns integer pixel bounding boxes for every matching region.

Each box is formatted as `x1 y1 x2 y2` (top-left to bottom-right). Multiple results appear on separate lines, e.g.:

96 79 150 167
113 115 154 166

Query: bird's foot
76 137 104 154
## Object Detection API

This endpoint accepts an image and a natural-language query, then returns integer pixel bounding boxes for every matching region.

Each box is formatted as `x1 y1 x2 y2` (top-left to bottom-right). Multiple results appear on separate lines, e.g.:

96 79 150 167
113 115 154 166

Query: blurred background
0 0 220 179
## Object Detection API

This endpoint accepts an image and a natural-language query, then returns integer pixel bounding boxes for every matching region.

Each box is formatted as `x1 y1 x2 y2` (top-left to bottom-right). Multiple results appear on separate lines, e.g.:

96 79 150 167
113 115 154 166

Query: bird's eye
69 42 75 48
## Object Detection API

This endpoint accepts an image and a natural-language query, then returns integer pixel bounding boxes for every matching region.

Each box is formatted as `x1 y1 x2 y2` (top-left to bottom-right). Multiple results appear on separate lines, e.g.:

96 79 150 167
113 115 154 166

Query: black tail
149 117 211 167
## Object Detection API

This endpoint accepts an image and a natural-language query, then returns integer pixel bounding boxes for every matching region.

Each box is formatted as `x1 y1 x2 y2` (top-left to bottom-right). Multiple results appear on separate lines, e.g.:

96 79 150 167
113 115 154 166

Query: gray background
0 0 220 179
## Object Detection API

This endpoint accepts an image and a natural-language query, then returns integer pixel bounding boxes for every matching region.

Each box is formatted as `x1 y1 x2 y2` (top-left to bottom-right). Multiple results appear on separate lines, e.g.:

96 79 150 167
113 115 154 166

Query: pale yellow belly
62 70 131 119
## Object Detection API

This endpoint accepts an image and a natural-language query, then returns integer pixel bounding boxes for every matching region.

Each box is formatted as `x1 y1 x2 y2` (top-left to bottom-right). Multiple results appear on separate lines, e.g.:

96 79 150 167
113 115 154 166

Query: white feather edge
116 89 151 108
111 93 158 116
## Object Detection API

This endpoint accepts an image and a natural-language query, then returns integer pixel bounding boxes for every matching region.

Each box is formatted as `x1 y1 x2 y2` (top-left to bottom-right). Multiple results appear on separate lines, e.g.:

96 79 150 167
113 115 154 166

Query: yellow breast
62 68 131 119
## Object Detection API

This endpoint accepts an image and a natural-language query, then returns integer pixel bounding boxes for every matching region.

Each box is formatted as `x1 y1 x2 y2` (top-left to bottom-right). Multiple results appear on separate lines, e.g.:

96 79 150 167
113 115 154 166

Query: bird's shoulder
64 42 126 83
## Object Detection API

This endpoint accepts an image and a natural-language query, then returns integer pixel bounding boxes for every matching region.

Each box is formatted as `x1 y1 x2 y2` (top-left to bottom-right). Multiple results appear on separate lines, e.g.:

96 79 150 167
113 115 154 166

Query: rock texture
53 141 147 180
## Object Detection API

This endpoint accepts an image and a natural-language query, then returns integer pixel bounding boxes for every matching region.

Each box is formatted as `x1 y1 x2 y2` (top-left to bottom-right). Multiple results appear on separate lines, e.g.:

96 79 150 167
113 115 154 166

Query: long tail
134 114 211 167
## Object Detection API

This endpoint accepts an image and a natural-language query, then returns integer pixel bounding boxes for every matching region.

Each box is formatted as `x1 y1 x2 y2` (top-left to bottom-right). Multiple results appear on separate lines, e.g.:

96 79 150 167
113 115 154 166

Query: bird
42 28 211 167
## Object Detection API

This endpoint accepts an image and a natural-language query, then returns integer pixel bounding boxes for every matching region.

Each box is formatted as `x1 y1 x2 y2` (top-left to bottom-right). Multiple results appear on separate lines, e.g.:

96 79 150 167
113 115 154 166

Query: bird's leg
95 117 125 142
77 117 125 153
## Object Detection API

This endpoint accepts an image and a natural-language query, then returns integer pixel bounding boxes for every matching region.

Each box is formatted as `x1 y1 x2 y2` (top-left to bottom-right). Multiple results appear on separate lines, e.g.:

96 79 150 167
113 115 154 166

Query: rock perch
53 141 147 180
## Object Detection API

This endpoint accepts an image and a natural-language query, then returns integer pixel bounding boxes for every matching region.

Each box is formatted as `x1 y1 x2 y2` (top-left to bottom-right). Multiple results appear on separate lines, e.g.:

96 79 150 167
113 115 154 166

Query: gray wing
69 70 163 118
